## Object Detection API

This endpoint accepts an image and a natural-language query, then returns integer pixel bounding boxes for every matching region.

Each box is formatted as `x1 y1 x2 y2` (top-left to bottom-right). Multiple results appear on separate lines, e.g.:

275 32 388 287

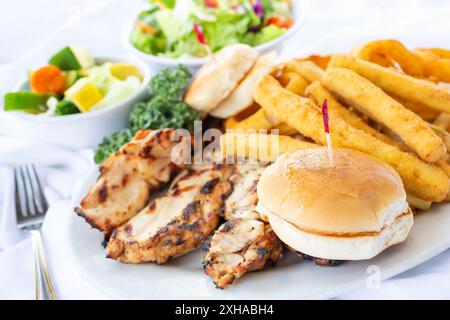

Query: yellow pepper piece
65 78 103 112
110 64 143 81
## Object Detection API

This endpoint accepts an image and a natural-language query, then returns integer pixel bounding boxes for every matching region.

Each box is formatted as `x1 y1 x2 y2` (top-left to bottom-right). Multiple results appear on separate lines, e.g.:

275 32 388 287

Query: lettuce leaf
241 24 285 46
203 10 254 51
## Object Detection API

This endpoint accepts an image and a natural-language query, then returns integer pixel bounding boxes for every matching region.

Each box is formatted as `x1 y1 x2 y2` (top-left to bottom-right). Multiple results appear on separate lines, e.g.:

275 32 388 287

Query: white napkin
0 136 100 299
0 136 91 249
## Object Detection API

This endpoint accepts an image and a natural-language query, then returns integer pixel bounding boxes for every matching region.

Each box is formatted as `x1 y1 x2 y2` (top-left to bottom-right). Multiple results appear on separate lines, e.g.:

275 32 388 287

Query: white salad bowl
122 1 304 73
0 56 151 150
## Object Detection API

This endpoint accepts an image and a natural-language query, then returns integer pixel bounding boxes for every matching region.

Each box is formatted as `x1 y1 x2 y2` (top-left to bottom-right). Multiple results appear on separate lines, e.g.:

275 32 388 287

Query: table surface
1 0 450 300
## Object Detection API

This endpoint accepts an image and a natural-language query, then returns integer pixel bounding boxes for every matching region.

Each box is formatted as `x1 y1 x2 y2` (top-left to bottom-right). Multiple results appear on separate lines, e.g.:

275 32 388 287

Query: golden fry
273 122 298 136
296 54 331 70
353 39 424 77
329 55 450 114
435 159 450 202
429 123 450 151
306 81 404 149
254 75 449 202
407 195 432 211
322 67 446 163
220 132 318 162
392 95 440 121
278 72 309 96
224 116 240 130
285 60 324 83
230 108 277 131
433 113 450 131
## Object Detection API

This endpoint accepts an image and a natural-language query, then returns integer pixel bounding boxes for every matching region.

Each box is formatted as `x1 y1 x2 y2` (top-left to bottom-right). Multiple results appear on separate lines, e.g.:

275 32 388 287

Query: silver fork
14 165 57 300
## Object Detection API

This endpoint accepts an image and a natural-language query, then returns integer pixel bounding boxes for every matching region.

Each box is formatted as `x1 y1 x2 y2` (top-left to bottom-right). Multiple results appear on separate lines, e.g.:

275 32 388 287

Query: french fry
306 81 405 149
229 108 277 131
285 60 324 83
433 113 450 131
429 123 450 151
392 95 440 121
353 39 424 77
254 75 449 202
224 116 240 130
329 55 450 114
436 159 450 177
296 54 331 70
435 160 450 201
273 122 298 135
279 71 309 96
220 131 318 162
407 195 432 211
322 68 447 163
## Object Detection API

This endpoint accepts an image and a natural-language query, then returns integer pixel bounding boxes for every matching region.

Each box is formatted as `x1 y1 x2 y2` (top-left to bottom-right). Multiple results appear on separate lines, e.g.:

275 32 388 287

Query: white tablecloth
1 0 450 300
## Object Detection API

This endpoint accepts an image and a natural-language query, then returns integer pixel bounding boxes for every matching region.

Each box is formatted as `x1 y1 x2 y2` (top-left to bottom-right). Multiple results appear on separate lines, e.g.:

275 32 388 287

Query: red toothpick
322 99 334 167
193 22 213 57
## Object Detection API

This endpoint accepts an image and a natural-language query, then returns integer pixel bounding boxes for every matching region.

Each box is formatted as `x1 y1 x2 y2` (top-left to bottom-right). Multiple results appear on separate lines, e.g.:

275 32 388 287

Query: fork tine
14 167 26 220
28 165 48 213
20 166 37 216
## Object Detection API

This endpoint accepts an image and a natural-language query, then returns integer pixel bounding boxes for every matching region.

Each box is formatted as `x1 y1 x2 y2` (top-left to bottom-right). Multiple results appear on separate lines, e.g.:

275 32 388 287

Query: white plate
66 30 450 299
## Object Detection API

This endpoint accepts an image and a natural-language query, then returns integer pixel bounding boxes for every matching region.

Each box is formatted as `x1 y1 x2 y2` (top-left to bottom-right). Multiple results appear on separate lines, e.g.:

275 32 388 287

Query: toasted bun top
257 148 408 236
185 44 258 113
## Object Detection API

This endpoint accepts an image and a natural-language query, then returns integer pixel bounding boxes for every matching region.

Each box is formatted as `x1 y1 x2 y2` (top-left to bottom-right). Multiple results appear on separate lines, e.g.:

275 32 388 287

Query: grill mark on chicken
97 182 108 203
106 165 233 264
121 174 129 187
124 224 133 237
200 178 220 194
75 129 181 236
203 163 283 288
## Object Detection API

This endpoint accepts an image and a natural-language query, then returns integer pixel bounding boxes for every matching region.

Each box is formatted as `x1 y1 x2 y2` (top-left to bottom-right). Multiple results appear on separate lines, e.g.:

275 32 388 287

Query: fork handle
30 230 57 300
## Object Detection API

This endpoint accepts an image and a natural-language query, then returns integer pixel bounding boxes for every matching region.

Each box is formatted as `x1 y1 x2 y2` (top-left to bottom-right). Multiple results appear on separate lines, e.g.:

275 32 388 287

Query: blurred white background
1 0 450 299
1 0 450 64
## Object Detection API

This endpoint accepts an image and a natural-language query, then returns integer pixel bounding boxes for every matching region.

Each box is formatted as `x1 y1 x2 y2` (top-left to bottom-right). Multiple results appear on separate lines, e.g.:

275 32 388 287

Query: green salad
3 46 143 116
94 65 199 163
131 0 293 58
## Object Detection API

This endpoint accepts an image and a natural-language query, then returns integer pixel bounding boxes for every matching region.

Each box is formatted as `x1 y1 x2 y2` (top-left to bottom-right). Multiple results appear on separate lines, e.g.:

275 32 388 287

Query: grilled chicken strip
106 164 232 264
223 164 266 221
204 164 283 288
75 129 180 236
204 218 282 288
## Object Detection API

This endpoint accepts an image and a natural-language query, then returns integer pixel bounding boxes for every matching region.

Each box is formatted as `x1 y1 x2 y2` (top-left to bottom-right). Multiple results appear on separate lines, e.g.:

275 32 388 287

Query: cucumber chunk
4 92 50 114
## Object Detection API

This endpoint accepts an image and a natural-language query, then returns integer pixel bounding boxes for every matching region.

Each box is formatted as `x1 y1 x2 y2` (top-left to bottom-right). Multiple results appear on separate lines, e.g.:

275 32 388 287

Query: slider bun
257 148 413 260
265 208 413 260
185 44 258 113
210 51 277 118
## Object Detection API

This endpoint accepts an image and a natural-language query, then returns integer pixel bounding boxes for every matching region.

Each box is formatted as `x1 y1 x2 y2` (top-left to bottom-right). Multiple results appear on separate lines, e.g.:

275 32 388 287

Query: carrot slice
135 21 157 35
30 65 65 94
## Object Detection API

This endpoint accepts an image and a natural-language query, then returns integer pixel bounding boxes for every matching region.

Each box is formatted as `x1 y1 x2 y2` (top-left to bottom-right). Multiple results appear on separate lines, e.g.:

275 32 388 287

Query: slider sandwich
256 147 414 262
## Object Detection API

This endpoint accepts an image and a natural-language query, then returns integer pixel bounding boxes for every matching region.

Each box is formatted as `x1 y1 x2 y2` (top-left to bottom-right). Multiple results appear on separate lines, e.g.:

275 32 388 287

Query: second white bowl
122 1 303 73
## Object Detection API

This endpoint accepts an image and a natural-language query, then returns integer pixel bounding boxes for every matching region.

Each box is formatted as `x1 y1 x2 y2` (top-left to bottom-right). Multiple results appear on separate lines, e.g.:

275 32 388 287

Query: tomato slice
205 0 218 8
268 15 293 29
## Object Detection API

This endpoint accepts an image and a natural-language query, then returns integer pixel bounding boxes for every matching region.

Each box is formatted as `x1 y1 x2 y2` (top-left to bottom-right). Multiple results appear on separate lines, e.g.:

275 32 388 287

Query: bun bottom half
266 208 413 260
